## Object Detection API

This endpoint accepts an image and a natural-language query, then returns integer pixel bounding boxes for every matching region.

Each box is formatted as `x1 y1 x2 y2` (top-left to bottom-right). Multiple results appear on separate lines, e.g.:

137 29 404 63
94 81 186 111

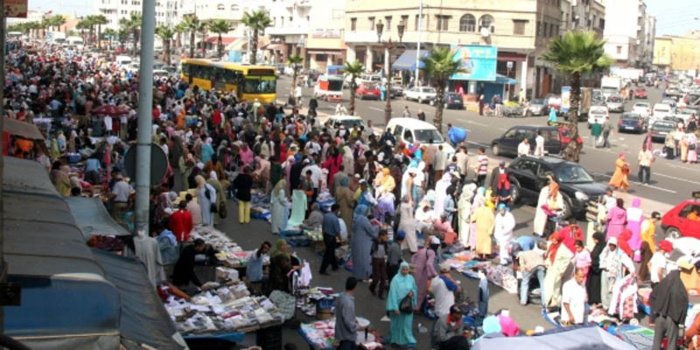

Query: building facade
653 35 700 72
642 14 656 69
93 0 180 31
343 0 565 100
561 0 605 38
601 0 646 67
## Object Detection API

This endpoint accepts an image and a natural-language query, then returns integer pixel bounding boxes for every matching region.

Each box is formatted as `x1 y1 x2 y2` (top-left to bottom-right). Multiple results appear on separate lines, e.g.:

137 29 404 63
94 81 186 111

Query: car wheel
510 178 521 204
666 226 681 239
492 144 500 157
560 195 573 220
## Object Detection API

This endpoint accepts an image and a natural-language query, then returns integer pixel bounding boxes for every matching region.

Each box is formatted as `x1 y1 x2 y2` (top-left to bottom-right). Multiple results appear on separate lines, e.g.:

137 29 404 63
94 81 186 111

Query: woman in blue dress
386 261 418 349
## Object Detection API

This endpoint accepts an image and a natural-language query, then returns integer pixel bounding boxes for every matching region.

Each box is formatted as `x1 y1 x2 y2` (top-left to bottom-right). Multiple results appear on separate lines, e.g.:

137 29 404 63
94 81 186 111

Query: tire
666 226 681 239
560 195 573 220
510 179 521 204
492 144 500 157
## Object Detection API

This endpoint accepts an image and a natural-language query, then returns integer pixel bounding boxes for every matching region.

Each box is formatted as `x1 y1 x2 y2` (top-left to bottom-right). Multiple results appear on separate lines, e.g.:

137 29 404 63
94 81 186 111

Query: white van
651 103 673 124
115 55 133 67
386 118 455 156
66 36 84 47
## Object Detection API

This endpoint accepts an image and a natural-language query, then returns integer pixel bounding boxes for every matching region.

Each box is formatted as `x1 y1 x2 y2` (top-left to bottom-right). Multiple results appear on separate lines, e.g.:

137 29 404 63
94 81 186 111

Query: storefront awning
495 74 518 85
307 50 342 55
205 36 236 45
497 52 527 62
263 43 286 51
65 196 131 242
392 50 428 70
4 117 45 140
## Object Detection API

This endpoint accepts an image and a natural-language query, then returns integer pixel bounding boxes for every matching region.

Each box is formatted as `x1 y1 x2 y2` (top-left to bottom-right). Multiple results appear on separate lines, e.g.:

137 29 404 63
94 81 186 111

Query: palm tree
181 16 205 58
51 15 66 32
174 22 188 49
39 19 49 38
542 30 612 162
120 13 142 56
103 28 116 49
288 55 304 105
76 19 90 42
242 10 271 64
344 60 365 116
156 25 175 65
27 22 40 38
420 47 466 133
92 15 108 49
208 19 233 59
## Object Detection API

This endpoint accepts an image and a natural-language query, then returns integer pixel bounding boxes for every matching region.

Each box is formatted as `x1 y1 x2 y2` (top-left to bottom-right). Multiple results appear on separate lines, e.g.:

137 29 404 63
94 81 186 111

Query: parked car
649 120 676 142
661 192 700 239
587 105 609 128
617 112 647 134
507 156 607 218
634 88 648 99
606 95 625 113
430 92 464 109
355 82 381 100
632 102 651 119
387 118 455 156
490 126 562 158
324 115 368 131
404 86 437 103
389 83 404 98
529 99 548 116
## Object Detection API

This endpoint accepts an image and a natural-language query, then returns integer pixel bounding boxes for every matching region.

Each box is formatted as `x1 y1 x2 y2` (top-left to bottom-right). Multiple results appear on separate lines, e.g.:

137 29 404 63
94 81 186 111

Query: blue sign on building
449 45 498 82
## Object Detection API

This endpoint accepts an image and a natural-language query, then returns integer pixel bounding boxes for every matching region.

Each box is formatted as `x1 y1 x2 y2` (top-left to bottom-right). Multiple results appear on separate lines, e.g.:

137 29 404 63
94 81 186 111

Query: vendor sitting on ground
434 304 471 350
172 238 209 295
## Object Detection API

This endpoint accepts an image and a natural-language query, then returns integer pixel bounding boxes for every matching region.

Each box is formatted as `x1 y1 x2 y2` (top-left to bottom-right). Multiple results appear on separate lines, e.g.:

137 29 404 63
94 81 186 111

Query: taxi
661 192 700 239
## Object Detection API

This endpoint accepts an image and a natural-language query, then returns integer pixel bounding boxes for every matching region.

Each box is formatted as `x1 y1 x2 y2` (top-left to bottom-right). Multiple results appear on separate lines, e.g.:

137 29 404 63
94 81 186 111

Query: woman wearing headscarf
268 239 300 294
207 171 226 226
321 146 343 186
496 173 513 208
609 152 630 192
458 184 476 249
50 161 72 196
472 193 495 260
200 137 215 164
434 172 452 216
375 168 396 197
543 232 573 308
335 177 355 236
301 203 324 230
233 166 254 224
386 262 418 349
342 143 354 176
687 132 698 164
283 155 295 196
178 149 195 190
270 179 290 234
494 203 516 265
398 196 418 253
195 175 217 226
626 198 644 261
587 232 607 306
606 198 628 240
443 185 458 226
411 237 438 311
599 237 635 309
650 269 689 350
352 204 380 281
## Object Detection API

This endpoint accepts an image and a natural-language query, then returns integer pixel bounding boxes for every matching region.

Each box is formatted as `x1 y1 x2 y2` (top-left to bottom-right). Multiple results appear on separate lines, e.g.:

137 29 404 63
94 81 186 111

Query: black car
507 156 607 218
650 121 676 142
429 92 464 109
491 126 562 158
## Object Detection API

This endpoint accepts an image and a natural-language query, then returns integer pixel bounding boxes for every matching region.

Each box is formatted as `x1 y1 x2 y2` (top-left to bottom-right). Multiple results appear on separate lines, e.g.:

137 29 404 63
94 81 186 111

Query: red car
661 193 700 239
356 82 381 100
634 89 648 99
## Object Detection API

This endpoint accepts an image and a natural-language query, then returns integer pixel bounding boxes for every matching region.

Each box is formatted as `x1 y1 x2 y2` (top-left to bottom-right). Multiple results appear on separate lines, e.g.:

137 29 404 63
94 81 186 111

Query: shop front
448 45 517 104
305 29 346 71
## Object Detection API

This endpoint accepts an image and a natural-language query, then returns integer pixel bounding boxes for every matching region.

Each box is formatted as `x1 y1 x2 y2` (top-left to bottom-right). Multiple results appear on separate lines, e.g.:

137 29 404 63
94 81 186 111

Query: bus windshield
244 77 276 94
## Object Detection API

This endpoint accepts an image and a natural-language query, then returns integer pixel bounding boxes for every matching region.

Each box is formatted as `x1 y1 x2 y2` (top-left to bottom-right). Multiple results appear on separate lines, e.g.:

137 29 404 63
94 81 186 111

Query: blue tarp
392 50 428 70
495 74 518 85
471 324 636 350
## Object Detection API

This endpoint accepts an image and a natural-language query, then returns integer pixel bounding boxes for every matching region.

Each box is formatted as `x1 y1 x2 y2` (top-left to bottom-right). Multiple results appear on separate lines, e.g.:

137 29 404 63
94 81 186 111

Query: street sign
123 143 169 186
507 61 514 69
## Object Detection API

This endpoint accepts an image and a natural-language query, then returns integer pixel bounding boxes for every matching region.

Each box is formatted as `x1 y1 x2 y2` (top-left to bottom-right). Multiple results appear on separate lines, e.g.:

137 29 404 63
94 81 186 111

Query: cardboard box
678 260 700 291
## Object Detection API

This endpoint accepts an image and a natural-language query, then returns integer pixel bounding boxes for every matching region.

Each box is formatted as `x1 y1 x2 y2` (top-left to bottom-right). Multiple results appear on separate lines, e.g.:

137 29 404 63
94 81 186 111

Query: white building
643 14 656 68
602 0 646 67
93 0 181 31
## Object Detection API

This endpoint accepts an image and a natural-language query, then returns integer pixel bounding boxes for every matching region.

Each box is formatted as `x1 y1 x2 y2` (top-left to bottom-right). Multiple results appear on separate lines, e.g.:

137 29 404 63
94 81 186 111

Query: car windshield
339 119 365 129
608 96 622 103
555 164 594 184
654 122 675 129
532 99 545 105
414 129 444 143
622 114 640 121
634 104 649 108
422 88 436 93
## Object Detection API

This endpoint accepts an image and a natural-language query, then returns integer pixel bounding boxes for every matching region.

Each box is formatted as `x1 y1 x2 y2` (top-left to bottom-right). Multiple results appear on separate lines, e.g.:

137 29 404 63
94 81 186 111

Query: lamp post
376 20 404 126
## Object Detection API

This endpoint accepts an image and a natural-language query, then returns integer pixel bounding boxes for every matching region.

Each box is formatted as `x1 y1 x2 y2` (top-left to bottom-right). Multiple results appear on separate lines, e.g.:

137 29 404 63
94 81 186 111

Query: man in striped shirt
476 147 489 187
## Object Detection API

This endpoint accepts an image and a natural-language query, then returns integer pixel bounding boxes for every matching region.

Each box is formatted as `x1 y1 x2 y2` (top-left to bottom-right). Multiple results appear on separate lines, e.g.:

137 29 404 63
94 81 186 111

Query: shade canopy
392 50 428 71
65 196 131 242
495 73 518 85
3 117 45 140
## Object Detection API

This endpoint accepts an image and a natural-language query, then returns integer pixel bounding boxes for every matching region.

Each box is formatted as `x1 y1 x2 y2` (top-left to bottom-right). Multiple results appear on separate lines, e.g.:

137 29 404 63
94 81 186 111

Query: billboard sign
449 45 497 82
561 86 571 113
4 0 27 18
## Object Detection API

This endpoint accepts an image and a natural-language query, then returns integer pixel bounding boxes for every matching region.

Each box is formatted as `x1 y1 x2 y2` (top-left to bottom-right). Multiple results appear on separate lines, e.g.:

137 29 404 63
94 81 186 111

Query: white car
321 114 368 131
588 105 609 128
403 86 437 103
632 102 651 119
651 103 674 124
386 118 455 156
125 63 140 74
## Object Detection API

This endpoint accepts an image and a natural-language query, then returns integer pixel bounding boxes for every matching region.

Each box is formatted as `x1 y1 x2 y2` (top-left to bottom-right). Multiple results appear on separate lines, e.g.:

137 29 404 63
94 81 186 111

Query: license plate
625 127 634 130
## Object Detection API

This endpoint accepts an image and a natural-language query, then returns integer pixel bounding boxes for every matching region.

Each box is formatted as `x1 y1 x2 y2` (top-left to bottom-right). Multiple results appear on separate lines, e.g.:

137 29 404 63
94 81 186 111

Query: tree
180 17 205 58
174 22 188 48
344 60 365 116
242 10 271 64
542 30 612 162
92 15 108 49
208 19 233 59
120 13 142 56
51 15 66 32
76 19 90 42
420 47 466 133
117 27 130 51
288 55 304 105
103 28 117 49
156 25 175 65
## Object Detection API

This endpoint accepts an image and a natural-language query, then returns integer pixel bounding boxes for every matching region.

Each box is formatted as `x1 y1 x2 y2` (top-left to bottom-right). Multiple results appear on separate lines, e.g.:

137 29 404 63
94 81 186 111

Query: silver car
529 99 548 116
606 95 625 113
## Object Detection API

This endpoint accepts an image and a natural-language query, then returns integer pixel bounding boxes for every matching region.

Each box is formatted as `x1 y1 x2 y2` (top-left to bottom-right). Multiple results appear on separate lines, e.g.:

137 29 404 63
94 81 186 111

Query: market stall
2 117 45 159
299 318 384 350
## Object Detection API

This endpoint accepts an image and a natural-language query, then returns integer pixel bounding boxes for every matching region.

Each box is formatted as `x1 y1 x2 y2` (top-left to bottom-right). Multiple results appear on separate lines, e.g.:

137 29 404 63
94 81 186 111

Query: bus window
244 77 277 94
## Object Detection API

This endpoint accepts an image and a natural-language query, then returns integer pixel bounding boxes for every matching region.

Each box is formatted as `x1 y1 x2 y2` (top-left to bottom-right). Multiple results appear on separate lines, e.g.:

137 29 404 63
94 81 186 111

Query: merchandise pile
191 225 269 268
299 318 383 350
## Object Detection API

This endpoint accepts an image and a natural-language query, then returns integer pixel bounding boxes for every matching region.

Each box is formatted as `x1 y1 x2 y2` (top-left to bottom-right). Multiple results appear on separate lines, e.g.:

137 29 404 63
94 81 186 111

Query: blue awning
495 74 518 85
392 50 428 71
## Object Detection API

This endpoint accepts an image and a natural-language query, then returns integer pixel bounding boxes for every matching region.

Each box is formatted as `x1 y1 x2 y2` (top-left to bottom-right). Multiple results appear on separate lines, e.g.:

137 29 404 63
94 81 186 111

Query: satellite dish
480 27 491 37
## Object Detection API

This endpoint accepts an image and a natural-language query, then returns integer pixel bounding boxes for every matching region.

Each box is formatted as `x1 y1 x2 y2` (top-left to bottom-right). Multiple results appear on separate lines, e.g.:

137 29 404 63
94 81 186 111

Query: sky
24 0 700 37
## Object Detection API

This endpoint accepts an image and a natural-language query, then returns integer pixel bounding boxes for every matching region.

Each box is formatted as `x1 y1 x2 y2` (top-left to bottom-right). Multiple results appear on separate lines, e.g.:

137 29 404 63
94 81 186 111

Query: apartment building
344 0 563 99
602 0 646 67
642 14 656 69
653 34 700 72
561 0 605 38
93 0 180 30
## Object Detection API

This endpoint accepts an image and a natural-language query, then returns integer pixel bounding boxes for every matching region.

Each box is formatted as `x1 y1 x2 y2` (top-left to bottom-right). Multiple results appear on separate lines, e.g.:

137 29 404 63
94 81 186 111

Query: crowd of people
6 40 697 350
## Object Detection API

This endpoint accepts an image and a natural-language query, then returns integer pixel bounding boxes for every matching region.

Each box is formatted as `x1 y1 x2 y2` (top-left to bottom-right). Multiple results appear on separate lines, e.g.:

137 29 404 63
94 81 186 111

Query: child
572 240 591 285
369 230 389 299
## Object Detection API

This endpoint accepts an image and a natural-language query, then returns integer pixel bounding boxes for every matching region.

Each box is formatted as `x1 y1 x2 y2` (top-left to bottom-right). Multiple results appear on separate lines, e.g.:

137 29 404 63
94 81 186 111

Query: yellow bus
180 59 277 104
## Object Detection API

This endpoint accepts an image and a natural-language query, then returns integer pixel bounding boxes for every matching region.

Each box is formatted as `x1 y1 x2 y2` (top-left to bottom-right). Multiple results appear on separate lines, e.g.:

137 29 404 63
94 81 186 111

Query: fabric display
296 287 337 317
191 225 269 268
485 264 518 294
299 318 384 350
269 290 297 321
164 285 283 335
250 191 271 221
611 325 655 350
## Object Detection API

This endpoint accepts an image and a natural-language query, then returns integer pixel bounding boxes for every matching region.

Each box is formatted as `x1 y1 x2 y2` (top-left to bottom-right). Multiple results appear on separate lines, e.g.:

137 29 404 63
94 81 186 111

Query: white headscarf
209 171 218 181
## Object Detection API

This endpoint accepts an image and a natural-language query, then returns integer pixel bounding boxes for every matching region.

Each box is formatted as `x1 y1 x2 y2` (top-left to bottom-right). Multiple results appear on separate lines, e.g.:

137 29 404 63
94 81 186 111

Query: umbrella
92 105 130 117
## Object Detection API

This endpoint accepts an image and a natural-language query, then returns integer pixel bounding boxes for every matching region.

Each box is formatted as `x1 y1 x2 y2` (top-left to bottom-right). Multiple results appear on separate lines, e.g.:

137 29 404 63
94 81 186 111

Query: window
403 130 414 143
513 19 527 35
415 15 419 31
369 16 375 30
385 16 392 31
316 54 328 61
543 23 548 37
536 21 541 37
231 4 238 11
459 14 475 32
515 159 539 175
599 18 605 29
616 46 622 54
436 15 449 31
350 17 357 31
479 15 494 33
280 17 284 26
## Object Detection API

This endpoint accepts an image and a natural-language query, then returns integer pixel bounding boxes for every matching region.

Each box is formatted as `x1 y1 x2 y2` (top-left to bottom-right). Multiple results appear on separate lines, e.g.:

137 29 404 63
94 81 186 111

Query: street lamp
376 20 396 127
397 20 405 43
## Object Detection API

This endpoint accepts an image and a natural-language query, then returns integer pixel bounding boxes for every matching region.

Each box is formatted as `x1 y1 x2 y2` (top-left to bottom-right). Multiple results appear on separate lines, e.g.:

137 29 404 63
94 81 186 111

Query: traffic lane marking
654 172 700 186
593 172 677 194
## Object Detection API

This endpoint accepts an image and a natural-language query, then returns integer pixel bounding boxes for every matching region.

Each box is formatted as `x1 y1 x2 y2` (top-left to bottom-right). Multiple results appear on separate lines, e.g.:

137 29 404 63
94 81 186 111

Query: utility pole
134 0 156 234
414 0 423 86
0 0 6 334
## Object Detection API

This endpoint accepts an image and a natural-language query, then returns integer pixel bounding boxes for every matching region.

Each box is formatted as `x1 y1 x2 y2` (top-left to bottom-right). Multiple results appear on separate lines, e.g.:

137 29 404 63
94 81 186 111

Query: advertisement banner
449 45 497 82
561 86 571 113
4 0 27 18
312 29 341 39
